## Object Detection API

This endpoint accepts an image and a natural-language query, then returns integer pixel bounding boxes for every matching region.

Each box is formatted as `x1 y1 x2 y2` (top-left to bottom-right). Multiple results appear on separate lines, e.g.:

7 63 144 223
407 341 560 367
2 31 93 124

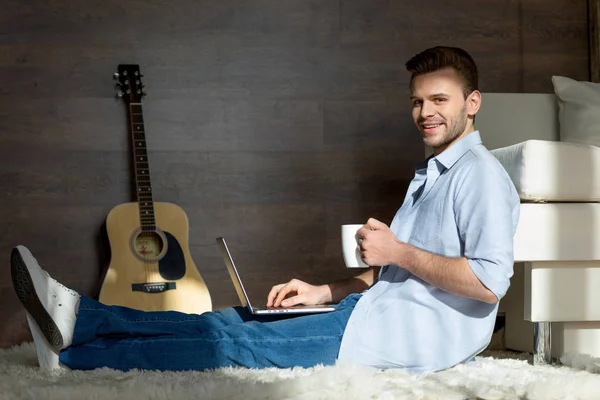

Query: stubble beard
425 104 469 151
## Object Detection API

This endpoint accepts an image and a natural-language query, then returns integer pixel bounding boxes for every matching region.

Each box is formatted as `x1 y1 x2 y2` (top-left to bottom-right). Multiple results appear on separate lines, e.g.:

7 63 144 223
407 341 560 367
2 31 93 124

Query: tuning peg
116 91 123 98
142 91 147 97
113 72 119 80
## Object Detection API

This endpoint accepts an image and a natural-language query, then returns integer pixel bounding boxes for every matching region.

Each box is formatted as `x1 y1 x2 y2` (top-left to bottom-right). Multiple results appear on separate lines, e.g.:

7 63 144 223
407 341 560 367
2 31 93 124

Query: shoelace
42 271 78 297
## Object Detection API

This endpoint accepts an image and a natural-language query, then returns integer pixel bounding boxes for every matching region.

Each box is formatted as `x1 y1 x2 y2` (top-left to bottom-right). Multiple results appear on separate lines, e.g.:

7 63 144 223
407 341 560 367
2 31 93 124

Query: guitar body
99 64 212 314
99 202 212 314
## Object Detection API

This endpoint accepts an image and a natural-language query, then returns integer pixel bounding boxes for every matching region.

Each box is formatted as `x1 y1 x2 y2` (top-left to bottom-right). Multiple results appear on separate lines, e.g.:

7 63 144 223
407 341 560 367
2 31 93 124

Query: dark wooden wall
0 0 589 347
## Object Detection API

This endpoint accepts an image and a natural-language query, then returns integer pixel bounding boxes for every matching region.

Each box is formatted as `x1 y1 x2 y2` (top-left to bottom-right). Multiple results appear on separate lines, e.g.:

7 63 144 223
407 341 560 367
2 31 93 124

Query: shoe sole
11 248 64 351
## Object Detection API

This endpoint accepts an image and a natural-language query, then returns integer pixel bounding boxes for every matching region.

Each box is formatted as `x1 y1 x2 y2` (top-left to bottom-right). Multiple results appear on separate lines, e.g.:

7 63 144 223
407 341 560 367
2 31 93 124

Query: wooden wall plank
590 0 600 82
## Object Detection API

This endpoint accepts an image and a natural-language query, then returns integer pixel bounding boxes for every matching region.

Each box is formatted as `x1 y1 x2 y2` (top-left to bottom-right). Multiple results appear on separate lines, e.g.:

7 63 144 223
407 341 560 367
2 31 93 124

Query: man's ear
467 90 482 117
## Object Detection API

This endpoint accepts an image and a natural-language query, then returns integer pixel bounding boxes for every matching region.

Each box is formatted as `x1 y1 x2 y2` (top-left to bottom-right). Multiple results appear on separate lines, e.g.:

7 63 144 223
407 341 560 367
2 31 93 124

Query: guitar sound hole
132 230 167 262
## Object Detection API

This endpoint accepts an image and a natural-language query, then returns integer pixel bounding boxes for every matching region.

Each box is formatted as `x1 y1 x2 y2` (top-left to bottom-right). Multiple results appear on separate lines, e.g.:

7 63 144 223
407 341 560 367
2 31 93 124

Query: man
11 46 519 373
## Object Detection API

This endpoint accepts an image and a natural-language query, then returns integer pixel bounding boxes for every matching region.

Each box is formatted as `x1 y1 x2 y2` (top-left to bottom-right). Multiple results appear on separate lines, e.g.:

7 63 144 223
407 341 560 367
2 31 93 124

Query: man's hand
266 279 331 308
356 218 402 267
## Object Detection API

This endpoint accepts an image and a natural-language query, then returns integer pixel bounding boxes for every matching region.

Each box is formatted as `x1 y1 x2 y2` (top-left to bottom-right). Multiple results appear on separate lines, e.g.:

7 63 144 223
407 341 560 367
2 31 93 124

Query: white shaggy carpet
2 342 600 400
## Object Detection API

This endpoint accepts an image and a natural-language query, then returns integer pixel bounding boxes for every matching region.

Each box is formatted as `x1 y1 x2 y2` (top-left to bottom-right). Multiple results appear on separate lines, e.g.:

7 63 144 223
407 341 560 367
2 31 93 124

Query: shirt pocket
409 196 445 245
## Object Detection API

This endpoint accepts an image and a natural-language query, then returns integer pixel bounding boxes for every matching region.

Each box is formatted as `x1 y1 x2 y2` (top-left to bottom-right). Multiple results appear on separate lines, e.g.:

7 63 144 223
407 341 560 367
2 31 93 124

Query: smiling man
411 66 477 154
335 47 521 370
11 46 519 374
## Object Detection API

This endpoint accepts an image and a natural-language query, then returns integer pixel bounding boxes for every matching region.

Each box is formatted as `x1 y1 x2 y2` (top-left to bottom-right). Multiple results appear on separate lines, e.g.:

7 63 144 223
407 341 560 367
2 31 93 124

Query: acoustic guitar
98 64 212 314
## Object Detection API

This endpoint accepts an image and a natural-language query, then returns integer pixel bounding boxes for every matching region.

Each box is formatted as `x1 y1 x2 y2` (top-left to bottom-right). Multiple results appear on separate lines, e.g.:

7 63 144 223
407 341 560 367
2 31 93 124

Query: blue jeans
58 294 362 371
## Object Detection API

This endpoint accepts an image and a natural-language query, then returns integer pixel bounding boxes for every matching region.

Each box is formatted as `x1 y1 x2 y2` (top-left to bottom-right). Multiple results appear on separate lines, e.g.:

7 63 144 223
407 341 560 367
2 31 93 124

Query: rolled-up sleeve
454 161 520 300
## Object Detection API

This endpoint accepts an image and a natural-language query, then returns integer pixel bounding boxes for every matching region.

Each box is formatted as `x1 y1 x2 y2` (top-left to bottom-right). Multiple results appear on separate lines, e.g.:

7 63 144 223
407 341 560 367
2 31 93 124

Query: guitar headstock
114 64 146 103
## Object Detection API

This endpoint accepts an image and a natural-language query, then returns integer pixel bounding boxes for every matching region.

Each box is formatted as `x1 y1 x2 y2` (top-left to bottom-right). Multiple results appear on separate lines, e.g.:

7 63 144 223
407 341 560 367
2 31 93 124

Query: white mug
341 224 370 268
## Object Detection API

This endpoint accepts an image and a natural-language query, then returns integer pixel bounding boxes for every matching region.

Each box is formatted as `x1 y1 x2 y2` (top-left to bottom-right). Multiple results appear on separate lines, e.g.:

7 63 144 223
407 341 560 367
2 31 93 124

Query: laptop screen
216 237 255 311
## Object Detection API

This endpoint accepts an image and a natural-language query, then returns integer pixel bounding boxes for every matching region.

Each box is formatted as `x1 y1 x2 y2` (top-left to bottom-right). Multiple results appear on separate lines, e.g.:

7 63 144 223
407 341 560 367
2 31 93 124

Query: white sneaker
11 245 79 371
26 312 62 371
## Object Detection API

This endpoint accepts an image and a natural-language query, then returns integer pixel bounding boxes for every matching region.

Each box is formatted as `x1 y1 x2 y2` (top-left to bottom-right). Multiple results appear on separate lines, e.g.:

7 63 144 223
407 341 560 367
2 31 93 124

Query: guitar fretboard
129 103 156 231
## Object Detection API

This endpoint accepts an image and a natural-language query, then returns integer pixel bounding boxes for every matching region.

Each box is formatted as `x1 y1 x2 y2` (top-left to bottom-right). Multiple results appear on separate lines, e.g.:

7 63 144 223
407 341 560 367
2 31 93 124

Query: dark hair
405 46 478 99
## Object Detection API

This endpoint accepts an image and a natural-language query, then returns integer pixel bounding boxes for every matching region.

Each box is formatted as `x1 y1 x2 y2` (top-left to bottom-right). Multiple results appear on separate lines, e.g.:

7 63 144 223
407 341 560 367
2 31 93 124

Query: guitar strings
129 102 152 284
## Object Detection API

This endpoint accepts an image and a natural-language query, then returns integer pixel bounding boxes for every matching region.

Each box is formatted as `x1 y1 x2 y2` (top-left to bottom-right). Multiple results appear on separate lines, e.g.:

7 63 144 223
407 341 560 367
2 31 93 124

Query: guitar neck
129 102 156 231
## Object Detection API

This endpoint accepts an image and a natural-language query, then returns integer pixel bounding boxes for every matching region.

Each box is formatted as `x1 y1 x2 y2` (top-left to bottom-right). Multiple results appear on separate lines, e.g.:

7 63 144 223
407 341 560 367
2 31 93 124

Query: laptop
216 237 337 315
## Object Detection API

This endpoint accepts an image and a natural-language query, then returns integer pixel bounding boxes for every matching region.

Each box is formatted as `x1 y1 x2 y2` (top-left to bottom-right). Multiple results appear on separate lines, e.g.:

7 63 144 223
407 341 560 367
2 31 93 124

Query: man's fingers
273 283 296 307
355 227 370 244
366 217 387 230
266 283 286 307
281 294 305 308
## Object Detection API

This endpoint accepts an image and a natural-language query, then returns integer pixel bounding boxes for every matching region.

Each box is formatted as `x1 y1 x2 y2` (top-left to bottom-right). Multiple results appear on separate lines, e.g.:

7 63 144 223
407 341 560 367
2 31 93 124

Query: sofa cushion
490 139 600 202
514 203 600 261
552 75 600 147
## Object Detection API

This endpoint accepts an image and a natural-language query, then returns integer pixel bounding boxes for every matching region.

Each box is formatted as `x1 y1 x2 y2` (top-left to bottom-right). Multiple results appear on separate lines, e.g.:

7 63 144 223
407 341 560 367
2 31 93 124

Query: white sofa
474 93 600 365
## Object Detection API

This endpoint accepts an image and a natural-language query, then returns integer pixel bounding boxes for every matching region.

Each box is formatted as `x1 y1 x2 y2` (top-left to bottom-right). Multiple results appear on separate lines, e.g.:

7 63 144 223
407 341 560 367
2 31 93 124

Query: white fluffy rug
2 342 600 400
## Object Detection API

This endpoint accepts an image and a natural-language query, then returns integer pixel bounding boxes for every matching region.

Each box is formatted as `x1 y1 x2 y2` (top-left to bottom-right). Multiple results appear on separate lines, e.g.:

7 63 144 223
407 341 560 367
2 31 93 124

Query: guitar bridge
131 282 176 293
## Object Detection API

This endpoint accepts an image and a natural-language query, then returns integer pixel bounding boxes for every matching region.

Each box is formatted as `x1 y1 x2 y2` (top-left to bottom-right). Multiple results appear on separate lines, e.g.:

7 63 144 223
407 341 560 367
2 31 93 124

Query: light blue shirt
337 131 520 372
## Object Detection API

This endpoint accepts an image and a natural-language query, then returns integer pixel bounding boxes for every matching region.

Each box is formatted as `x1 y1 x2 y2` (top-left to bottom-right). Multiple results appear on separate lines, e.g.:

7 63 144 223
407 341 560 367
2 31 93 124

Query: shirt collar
429 130 482 170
